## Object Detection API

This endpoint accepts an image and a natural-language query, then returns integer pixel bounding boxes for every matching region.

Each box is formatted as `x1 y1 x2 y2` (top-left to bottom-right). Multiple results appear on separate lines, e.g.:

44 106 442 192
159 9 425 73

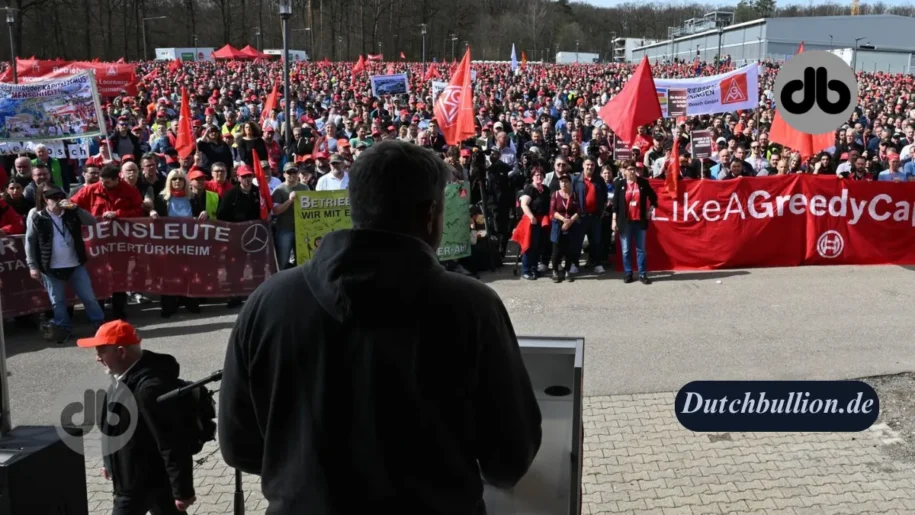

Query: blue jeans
520 220 542 276
40 265 105 329
274 228 296 270
620 224 647 276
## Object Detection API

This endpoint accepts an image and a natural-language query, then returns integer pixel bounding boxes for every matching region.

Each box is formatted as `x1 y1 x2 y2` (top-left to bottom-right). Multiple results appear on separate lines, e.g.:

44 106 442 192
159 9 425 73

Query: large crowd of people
1 55 914 338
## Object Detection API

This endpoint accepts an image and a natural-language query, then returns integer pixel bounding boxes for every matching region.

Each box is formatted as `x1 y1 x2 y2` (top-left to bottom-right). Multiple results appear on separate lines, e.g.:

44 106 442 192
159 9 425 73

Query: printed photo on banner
0 71 106 142
653 64 759 117
436 183 471 260
370 74 409 97
293 190 353 264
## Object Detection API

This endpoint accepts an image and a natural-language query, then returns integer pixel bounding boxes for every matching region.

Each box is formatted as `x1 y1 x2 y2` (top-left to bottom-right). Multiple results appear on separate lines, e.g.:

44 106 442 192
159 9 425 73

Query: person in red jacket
0 198 24 236
70 163 144 320
70 163 145 220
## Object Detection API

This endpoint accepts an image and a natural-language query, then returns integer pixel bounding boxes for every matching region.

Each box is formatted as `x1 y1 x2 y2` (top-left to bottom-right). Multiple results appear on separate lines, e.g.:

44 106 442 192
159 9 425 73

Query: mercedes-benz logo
241 224 269 254
816 230 844 259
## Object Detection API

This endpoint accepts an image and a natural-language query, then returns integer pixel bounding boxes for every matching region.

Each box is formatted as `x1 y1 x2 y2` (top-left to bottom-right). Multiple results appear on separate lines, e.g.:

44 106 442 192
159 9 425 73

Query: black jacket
101 351 195 500
109 132 142 159
220 229 542 515
611 176 658 231
216 185 261 222
196 140 235 174
25 208 90 273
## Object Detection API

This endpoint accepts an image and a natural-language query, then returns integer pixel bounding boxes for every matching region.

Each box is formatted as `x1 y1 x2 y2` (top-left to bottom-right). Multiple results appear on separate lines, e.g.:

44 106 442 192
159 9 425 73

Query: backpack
175 380 217 455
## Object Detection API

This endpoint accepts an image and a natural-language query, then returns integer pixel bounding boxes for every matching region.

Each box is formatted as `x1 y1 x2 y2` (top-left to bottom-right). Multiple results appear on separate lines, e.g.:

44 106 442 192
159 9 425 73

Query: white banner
0 140 67 158
653 64 759 118
431 80 448 101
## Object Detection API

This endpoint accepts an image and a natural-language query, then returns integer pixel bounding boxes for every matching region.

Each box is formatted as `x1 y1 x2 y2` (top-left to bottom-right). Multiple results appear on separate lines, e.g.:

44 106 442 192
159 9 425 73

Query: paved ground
4 263 915 514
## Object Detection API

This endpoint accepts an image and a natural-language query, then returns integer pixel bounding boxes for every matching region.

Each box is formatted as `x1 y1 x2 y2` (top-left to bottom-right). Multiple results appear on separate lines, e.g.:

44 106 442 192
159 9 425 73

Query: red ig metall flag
434 48 475 145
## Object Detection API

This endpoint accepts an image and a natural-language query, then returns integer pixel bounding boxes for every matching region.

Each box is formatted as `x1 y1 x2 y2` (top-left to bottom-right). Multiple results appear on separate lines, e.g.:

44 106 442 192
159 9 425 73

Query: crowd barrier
619 175 915 271
0 219 277 317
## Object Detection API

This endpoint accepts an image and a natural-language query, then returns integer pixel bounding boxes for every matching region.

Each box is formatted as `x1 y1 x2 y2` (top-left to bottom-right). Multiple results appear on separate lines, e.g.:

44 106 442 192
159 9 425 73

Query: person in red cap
77 320 197 514
187 169 219 220
878 152 906 182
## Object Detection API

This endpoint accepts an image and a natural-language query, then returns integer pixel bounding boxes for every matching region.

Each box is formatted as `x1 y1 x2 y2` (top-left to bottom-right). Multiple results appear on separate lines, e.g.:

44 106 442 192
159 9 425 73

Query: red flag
321 57 331 66
91 57 100 63
142 68 158 82
423 64 440 81
386 63 395 75
352 55 366 78
400 51 406 60
260 80 279 123
510 218 534 255
768 41 832 158
598 56 661 148
521 52 527 68
434 48 475 145
174 87 195 160
251 150 274 221
664 136 680 199
168 58 182 73
116 57 126 63
367 53 383 62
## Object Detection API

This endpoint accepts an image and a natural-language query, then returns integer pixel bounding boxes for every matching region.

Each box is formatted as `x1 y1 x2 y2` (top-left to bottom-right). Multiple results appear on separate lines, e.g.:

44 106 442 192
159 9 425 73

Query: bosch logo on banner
816 230 844 259
720 74 748 105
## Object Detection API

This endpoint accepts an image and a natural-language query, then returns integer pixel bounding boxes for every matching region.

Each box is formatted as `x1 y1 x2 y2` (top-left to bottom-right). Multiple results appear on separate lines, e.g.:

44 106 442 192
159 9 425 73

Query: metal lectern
483 336 585 515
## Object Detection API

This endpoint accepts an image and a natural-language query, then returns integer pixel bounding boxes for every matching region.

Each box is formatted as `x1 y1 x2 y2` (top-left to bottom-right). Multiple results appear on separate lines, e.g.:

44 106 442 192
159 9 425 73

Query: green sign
293 190 352 263
436 183 471 260
292 185 471 263
181 52 195 61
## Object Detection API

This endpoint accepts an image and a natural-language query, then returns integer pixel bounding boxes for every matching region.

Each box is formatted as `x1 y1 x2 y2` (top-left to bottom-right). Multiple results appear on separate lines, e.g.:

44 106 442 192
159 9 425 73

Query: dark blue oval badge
675 381 879 432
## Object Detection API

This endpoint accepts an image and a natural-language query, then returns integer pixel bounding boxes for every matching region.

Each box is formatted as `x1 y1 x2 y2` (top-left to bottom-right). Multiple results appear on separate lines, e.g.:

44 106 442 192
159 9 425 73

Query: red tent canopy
212 44 250 60
239 45 271 59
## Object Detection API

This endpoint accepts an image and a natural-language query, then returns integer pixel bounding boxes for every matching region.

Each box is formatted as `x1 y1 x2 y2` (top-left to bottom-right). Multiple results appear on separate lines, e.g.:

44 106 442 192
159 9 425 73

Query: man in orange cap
77 320 196 515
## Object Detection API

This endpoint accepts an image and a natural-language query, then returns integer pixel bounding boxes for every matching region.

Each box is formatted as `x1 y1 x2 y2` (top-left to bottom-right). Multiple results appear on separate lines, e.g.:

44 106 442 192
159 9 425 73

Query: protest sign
0 59 139 96
436 183 471 260
293 190 352 263
653 64 759 117
613 135 631 161
690 129 714 159
0 219 276 317
369 74 410 97
0 71 105 142
431 80 447 101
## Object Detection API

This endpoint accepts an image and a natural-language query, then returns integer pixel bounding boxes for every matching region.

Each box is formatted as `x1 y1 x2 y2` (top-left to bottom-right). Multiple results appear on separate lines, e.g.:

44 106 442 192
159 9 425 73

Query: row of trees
5 0 915 63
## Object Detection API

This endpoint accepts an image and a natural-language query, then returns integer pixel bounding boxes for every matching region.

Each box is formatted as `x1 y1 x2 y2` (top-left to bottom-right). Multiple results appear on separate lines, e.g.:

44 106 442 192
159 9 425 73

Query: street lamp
255 27 262 50
5 8 17 84
450 34 457 62
278 0 293 158
852 36 866 72
193 34 198 62
716 26 724 73
609 32 616 63
757 36 762 61
141 15 167 60
829 34 833 49
575 39 580 62
420 23 427 72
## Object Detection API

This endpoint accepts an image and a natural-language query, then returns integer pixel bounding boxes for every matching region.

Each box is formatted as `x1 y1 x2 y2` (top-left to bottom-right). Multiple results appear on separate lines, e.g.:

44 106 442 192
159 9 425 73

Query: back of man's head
348 140 450 247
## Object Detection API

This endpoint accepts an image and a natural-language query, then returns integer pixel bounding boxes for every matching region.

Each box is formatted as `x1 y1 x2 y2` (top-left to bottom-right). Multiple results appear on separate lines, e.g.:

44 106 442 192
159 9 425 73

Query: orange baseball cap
77 320 142 348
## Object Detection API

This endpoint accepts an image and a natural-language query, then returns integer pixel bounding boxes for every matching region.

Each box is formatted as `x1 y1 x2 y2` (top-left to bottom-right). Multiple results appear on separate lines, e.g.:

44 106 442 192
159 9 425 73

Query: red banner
0 219 277 317
0 58 138 96
618 175 915 271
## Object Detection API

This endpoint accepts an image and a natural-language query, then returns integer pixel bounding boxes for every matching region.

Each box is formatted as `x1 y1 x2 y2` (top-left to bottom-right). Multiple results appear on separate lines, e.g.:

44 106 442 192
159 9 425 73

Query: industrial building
612 37 660 63
630 13 915 74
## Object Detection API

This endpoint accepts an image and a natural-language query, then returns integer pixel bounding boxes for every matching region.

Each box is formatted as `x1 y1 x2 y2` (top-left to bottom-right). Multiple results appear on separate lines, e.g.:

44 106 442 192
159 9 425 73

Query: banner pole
0 288 12 436
700 159 704 180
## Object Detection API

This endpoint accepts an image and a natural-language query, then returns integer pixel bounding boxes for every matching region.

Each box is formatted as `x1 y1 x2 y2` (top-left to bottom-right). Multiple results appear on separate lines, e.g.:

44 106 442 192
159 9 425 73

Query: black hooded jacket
101 350 195 500
219 228 542 515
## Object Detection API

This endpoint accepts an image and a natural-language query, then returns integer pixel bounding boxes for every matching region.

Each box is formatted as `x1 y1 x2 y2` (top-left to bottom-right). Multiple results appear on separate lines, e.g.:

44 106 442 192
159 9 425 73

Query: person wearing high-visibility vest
187 169 219 220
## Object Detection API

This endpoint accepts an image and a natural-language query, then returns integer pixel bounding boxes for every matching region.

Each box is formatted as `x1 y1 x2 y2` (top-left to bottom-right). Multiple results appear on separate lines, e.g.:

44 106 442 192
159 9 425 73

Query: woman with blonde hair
151 169 200 317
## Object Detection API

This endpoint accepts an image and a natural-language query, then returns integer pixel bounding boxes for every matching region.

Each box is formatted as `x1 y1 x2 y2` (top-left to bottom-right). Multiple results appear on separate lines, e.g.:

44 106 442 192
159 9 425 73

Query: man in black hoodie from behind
220 139 542 515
